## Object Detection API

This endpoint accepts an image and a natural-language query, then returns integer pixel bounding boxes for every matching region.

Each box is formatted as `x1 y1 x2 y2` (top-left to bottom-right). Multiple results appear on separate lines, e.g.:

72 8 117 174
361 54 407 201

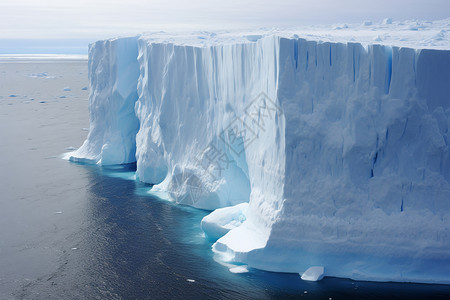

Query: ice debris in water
301 266 325 281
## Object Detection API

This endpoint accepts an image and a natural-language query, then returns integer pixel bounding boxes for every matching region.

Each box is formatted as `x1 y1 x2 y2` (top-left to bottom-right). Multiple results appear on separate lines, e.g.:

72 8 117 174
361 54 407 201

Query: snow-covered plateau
68 19 450 283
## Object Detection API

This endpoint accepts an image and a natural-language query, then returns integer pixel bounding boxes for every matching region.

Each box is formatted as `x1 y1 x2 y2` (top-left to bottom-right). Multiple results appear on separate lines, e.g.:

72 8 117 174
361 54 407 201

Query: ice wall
69 33 450 283
134 37 283 212
69 36 140 165
220 39 450 283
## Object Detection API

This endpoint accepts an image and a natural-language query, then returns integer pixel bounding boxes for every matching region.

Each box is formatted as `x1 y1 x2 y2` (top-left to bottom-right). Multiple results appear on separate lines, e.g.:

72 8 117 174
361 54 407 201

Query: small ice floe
362 20 373 26
82 128 89 131
29 72 56 79
59 95 67 99
186 279 195 283
54 211 63 214
65 146 77 151
39 101 46 103
63 87 71 91
229 265 249 273
71 247 78 250
301 266 325 281
9 94 18 97
81 86 88 90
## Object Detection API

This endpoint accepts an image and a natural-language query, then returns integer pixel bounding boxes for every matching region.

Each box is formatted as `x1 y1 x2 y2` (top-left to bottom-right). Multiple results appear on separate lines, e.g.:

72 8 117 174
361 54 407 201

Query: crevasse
69 34 450 284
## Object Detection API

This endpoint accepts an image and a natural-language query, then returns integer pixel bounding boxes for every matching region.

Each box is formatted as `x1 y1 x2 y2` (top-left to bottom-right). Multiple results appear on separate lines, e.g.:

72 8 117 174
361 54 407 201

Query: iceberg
68 22 450 284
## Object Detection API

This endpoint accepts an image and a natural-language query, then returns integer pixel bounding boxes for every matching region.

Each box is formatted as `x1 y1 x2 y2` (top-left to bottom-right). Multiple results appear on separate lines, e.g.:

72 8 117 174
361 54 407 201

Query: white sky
0 0 449 39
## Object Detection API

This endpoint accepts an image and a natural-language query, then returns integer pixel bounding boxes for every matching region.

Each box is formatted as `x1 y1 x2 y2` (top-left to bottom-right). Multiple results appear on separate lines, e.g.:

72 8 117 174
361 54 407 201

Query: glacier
68 23 450 284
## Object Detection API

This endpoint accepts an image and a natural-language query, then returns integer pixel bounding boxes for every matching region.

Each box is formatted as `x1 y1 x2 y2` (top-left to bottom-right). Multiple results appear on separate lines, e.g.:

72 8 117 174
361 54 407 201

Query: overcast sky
0 0 449 39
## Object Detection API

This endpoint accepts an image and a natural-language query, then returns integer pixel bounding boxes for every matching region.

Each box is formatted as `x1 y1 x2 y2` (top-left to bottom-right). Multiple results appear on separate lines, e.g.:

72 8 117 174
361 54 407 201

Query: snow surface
68 20 450 284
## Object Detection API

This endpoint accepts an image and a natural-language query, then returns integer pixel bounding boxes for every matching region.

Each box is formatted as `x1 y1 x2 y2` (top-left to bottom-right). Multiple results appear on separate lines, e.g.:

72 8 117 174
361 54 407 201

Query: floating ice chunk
39 101 46 103
63 87 71 91
186 279 195 283
71 247 78 250
201 203 248 241
29 72 56 79
301 266 325 281
229 265 249 273
363 20 373 26
8 94 17 97
59 96 67 98
65 146 77 151
81 86 88 90
82 128 89 131
54 211 63 214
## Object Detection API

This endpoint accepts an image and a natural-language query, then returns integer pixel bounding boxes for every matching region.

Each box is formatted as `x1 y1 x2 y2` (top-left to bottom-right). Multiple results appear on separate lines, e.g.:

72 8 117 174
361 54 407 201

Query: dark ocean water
1 61 450 299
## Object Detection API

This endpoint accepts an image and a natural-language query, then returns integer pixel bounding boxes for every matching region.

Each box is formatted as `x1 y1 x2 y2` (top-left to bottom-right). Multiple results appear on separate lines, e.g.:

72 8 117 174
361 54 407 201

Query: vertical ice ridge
240 39 450 283
134 36 282 214
68 36 140 165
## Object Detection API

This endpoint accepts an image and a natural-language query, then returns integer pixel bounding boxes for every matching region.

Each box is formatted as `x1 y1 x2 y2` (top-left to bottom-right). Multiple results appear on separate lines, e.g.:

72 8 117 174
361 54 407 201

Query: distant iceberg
68 23 450 284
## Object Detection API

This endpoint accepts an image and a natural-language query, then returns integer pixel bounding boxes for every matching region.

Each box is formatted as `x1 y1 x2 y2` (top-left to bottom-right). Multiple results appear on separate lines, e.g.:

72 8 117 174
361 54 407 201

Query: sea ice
29 72 56 79
229 265 249 273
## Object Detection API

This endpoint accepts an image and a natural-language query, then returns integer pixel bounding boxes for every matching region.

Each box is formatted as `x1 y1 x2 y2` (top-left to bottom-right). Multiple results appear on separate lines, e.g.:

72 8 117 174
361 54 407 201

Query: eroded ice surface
68 20 450 283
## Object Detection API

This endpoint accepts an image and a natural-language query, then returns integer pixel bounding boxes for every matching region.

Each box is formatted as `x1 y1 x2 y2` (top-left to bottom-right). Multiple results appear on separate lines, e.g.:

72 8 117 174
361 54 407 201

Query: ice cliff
69 24 450 284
